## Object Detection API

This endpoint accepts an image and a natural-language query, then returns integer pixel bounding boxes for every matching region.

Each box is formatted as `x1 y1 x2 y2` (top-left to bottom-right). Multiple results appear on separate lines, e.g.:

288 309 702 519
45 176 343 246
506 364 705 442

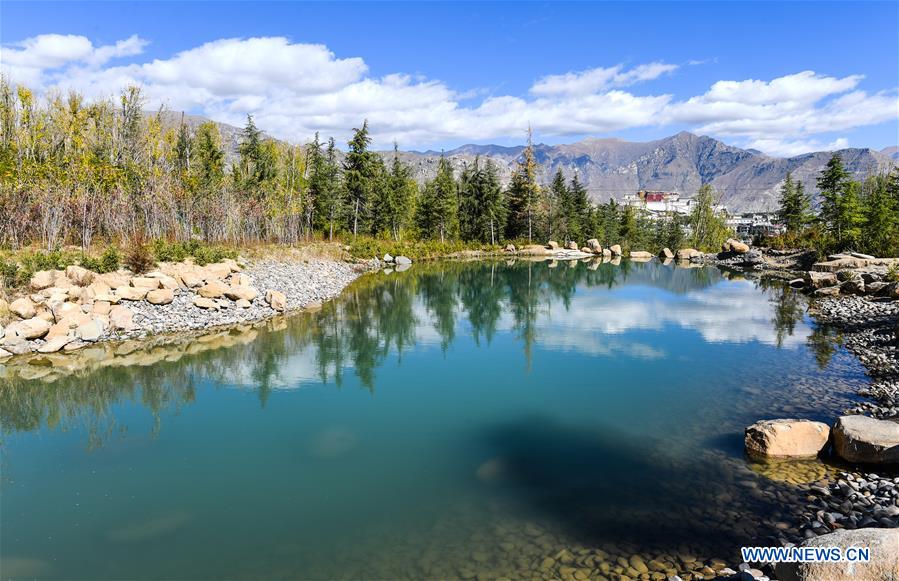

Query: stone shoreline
0 257 378 359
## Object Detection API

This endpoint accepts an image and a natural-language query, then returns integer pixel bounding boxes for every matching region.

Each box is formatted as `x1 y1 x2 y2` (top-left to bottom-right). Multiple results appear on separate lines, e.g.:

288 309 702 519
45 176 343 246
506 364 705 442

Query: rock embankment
0 258 371 359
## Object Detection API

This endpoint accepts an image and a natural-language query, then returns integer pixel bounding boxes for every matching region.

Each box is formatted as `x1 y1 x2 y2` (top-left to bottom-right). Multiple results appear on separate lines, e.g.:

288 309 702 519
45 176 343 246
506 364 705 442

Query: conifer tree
344 120 374 237
775 172 812 233
546 168 568 241
505 128 541 242
416 155 457 242
862 173 896 256
817 153 863 248
568 174 591 243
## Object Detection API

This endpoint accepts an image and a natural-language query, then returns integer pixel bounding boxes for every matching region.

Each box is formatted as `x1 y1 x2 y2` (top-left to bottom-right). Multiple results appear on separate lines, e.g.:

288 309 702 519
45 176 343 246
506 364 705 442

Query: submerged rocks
832 415 899 464
744 419 830 458
775 529 899 581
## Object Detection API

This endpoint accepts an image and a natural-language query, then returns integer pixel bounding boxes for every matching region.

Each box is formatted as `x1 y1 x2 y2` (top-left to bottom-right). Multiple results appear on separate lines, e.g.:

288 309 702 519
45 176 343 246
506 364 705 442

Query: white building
622 190 727 217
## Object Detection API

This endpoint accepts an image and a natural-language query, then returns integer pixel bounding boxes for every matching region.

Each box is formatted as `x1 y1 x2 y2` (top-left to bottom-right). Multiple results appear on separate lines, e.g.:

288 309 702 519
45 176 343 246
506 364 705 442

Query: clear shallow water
0 259 868 580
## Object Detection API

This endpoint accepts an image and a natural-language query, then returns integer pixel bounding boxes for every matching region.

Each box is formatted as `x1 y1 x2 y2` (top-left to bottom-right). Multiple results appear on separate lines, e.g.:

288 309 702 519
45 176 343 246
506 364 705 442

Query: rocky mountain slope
159 113 896 213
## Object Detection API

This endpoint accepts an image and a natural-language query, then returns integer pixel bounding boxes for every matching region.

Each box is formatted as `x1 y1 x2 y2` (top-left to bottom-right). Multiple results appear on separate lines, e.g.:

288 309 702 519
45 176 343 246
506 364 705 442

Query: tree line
0 81 732 254
774 154 899 256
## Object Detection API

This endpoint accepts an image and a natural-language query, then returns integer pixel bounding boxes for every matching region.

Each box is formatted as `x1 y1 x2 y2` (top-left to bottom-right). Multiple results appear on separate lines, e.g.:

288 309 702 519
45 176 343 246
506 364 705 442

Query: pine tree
817 153 861 248
385 143 416 241
458 157 506 243
309 133 342 241
236 114 276 195
415 155 457 241
862 173 896 256
546 168 568 241
775 172 808 233
505 128 541 242
344 120 374 237
568 174 591 243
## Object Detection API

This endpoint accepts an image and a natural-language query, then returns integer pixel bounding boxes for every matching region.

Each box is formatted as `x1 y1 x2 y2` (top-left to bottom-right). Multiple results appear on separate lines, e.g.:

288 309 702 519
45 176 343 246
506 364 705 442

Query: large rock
131 276 160 290
383 253 394 263
225 285 258 302
204 262 232 280
744 419 830 458
395 256 412 265
65 265 94 286
9 298 36 319
38 335 73 353
547 241 560 250
192 296 219 310
723 238 750 254
179 269 205 288
775 529 899 581
629 251 653 260
609 244 622 256
832 415 899 464
660 247 674 259
115 285 149 301
503 244 516 253
75 318 105 342
29 270 56 290
586 238 601 251
519 244 552 256
230 273 252 287
109 306 134 331
565 241 579 251
146 288 174 305
804 271 838 289
676 248 699 261
16 317 52 340
97 271 131 288
266 290 287 311
197 280 229 299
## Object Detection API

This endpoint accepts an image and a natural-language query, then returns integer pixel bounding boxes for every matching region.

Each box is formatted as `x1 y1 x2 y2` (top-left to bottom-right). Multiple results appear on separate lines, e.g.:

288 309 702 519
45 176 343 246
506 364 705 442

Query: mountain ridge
162 113 896 213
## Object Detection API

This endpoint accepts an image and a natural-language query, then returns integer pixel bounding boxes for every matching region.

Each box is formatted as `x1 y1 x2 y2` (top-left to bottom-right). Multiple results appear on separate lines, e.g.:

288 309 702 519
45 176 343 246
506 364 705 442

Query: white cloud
747 137 850 158
1 33 896 154
530 62 678 96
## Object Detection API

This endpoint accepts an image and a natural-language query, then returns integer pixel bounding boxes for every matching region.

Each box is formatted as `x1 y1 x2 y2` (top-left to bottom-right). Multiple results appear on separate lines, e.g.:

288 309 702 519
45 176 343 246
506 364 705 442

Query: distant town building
622 190 727 217
726 212 785 238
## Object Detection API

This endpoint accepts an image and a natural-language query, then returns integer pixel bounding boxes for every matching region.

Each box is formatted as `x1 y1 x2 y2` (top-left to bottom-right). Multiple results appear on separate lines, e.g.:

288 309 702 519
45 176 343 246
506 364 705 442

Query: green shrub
98 245 121 273
886 263 899 283
0 260 18 288
78 253 102 272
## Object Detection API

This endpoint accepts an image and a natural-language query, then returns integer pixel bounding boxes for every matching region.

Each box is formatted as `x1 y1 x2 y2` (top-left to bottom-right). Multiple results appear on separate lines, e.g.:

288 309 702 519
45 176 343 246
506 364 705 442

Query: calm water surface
0 259 868 579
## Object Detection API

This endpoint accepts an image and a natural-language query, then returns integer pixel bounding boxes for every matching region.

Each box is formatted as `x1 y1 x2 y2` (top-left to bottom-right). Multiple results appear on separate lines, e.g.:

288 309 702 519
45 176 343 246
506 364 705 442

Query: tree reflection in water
1 258 834 445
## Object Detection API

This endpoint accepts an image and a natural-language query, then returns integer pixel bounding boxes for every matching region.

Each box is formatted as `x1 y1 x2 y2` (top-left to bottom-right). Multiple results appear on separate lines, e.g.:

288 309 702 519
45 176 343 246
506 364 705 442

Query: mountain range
165 113 897 213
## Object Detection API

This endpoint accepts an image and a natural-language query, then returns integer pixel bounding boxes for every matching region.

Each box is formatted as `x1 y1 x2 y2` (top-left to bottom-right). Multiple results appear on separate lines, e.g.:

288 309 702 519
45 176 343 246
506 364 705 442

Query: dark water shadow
479 416 781 553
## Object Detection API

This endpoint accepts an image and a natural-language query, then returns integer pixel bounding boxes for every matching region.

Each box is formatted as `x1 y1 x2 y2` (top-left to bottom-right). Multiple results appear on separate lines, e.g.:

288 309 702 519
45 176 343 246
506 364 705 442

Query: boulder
75 318 105 342
788 278 805 289
192 296 219 310
676 248 699 261
580 247 592 254
65 265 94 286
1 337 32 355
53 301 82 322
131 276 160 290
197 280 229 299
0 348 11 359
383 253 395 263
609 244 622 256
38 335 73 353
230 273 252 287
804 271 838 289
92 301 112 316
744 419 830 458
814 286 841 297
395 256 412 265
586 238 601 251
16 317 52 339
115 285 149 301
775 529 899 581
88 280 112 296
840 278 866 295
832 415 899 464
29 270 56 290
723 238 749 254
204 262 232 280
225 285 258 302
565 241 579 251
109 306 134 331
97 271 131 288
146 288 174 305
867 281 888 295
9 297 36 319
660 248 674 259
629 251 653 260
266 290 287 311
235 298 252 308
519 244 552 256
547 241 560 250
179 269 205 288
503 244 516 252
602 248 612 258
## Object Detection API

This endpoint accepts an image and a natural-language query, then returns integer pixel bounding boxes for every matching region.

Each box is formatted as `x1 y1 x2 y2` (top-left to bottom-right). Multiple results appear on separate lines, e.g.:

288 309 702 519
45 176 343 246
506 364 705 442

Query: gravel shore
120 259 377 339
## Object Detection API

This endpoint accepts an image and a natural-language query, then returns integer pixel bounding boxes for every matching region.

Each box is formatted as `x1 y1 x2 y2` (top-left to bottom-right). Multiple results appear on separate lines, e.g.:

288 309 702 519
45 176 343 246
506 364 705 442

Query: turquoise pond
0 259 869 579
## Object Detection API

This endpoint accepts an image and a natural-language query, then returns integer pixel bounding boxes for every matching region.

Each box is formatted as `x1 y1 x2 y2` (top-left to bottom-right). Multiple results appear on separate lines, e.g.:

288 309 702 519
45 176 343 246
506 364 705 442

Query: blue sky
2 1 897 155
